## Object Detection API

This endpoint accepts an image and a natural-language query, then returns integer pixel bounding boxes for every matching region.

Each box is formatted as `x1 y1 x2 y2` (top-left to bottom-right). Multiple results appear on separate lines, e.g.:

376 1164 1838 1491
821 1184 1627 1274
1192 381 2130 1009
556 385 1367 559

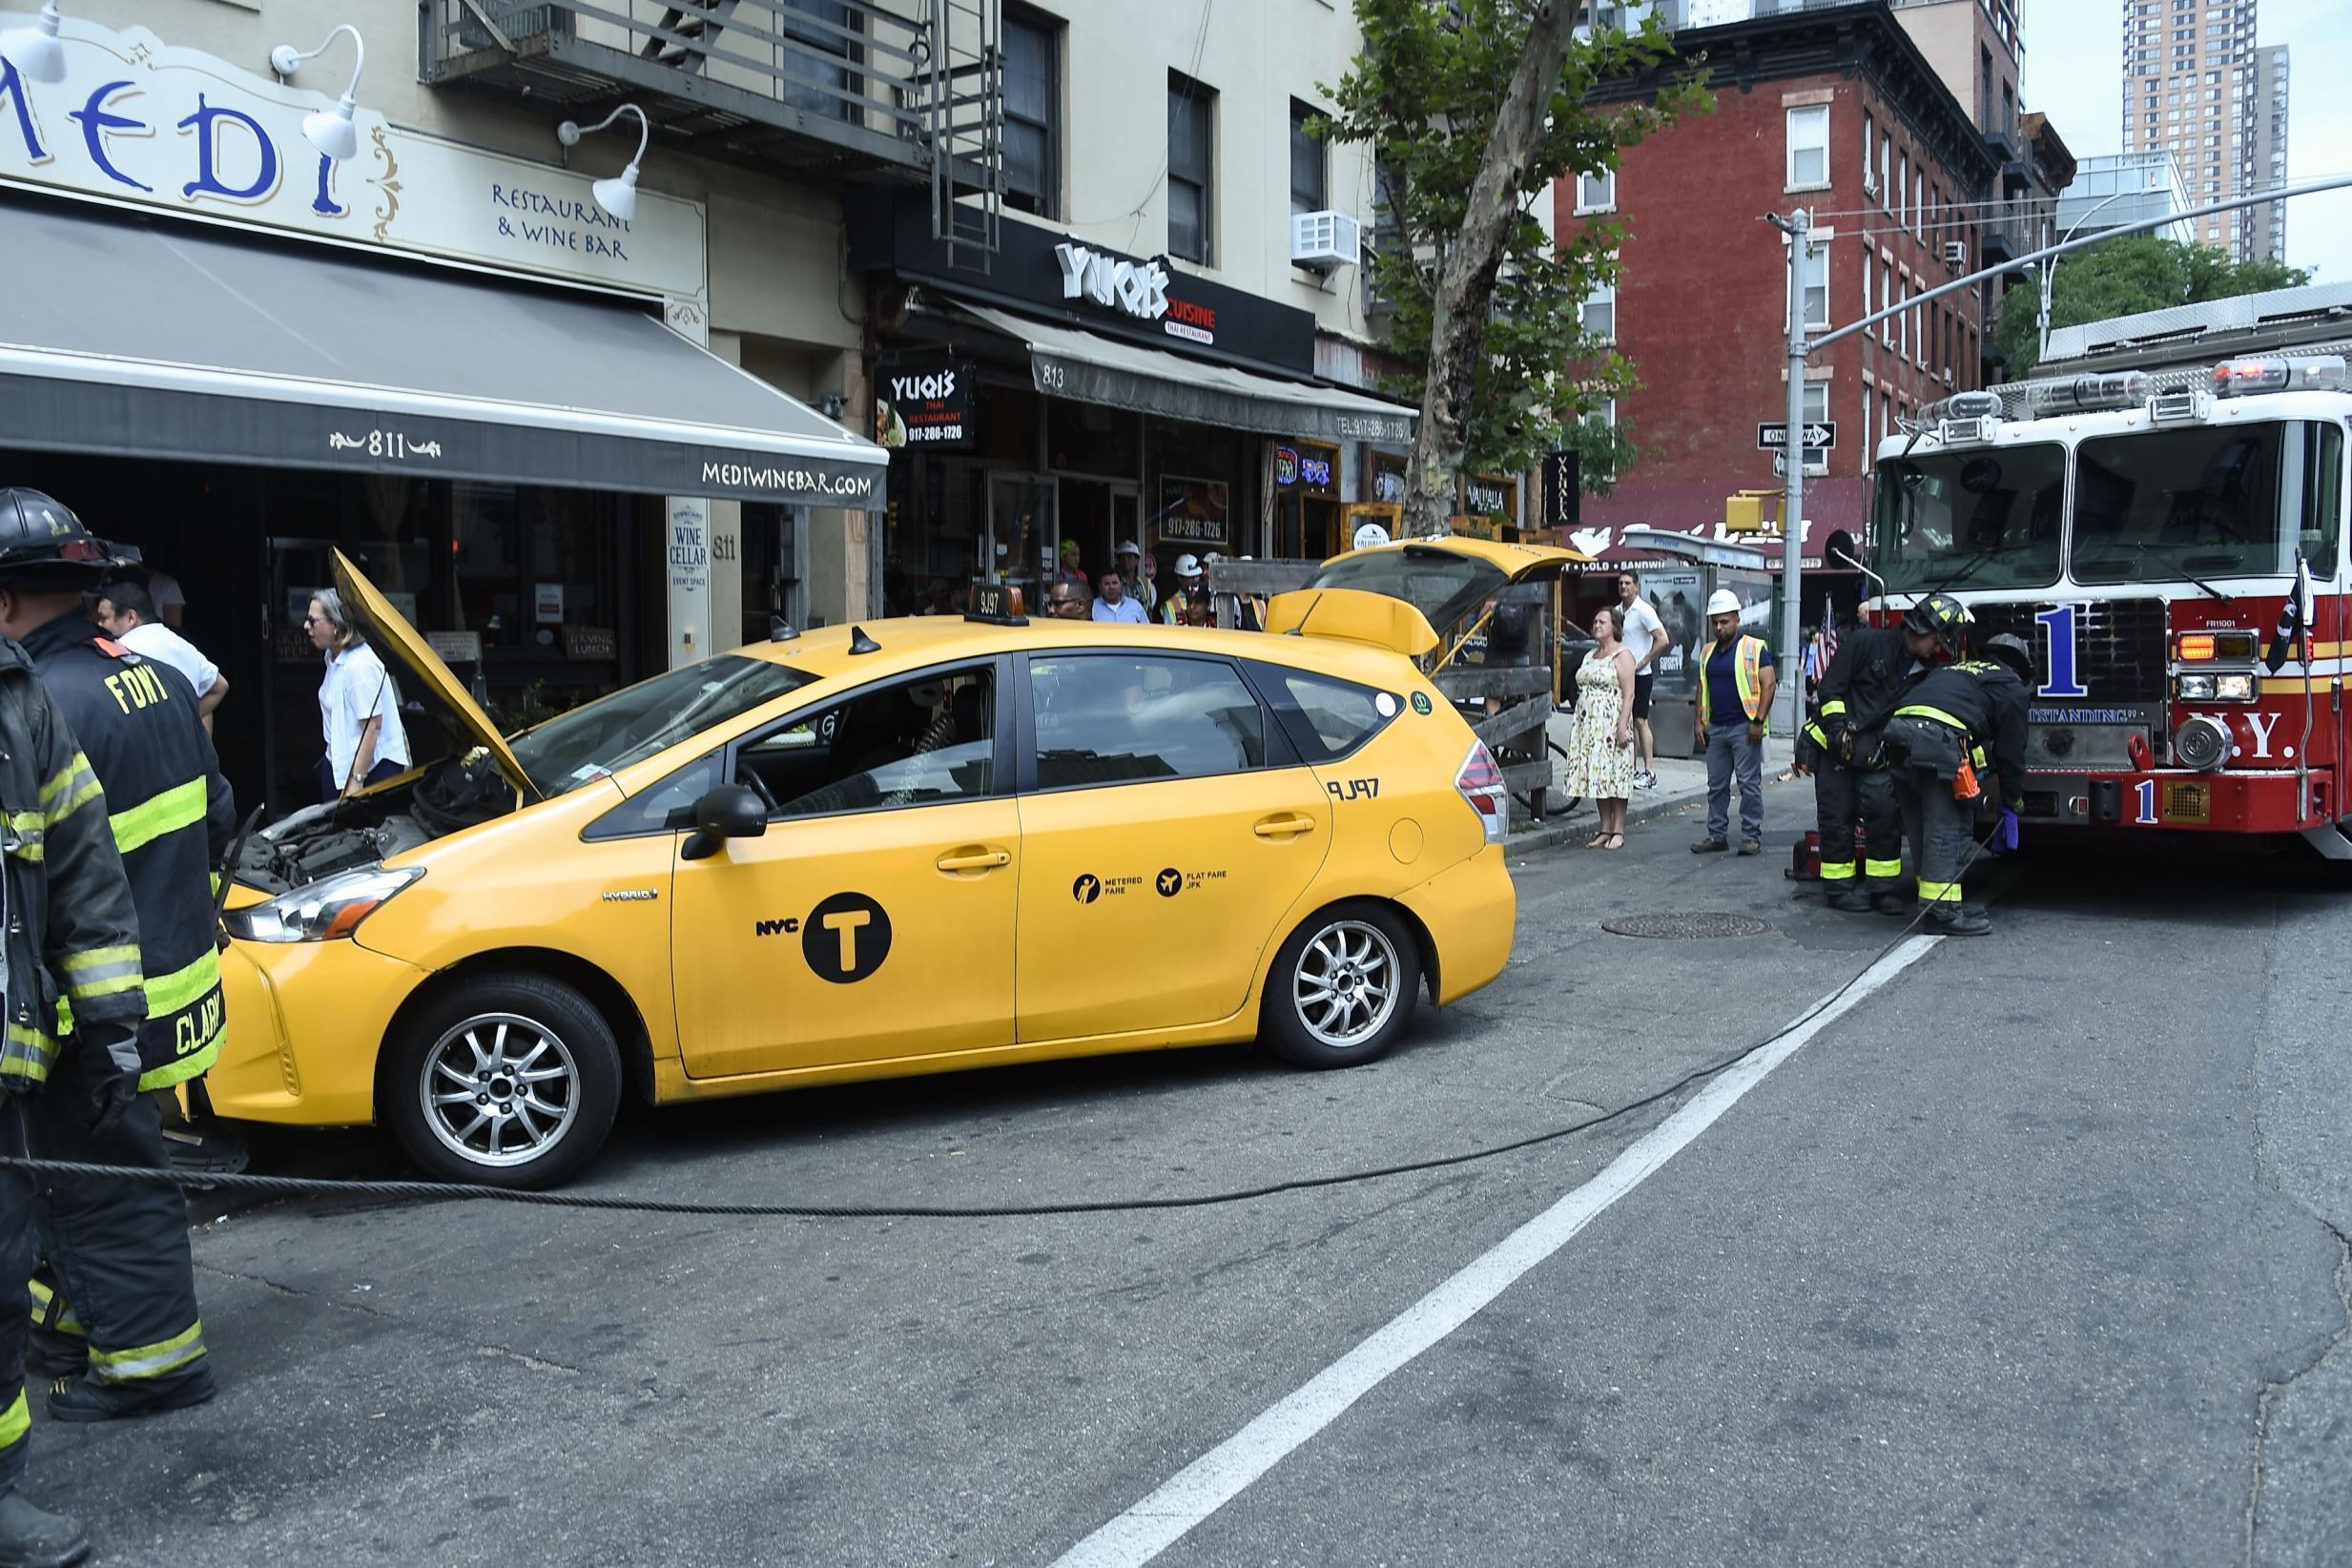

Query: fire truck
1863 282 2352 857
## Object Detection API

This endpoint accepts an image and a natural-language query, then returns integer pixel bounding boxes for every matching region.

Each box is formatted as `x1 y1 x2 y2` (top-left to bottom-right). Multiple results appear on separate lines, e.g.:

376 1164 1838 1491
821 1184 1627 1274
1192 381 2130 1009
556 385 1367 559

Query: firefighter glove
80 1022 143 1134
1991 805 2020 854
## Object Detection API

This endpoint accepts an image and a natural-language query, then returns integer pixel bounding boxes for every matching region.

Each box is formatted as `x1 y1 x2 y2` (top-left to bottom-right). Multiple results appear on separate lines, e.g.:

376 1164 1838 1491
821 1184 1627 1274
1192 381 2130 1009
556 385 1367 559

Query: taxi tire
1260 902 1423 1070
382 973 622 1190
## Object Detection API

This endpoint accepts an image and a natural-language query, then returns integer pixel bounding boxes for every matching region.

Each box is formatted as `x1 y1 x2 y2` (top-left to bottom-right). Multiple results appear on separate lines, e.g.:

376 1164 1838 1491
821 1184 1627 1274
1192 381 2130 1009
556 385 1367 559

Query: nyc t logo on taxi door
803 893 892 982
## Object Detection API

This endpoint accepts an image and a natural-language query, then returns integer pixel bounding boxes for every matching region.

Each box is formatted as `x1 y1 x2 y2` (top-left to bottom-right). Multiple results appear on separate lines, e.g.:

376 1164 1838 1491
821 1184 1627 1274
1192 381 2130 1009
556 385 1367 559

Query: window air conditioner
1942 240 1969 270
1291 211 1362 272
1863 171 1879 197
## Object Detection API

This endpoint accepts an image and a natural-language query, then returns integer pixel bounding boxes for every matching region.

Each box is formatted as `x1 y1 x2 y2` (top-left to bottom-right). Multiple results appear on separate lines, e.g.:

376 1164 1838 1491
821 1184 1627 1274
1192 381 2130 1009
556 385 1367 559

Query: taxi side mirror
680 784 768 861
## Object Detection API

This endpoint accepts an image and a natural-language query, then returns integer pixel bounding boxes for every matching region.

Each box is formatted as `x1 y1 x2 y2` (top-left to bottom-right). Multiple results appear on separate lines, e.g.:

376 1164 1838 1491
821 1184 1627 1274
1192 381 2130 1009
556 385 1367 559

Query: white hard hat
1116 539 1142 557
1351 521 1393 552
1174 552 1202 578
1706 588 1743 616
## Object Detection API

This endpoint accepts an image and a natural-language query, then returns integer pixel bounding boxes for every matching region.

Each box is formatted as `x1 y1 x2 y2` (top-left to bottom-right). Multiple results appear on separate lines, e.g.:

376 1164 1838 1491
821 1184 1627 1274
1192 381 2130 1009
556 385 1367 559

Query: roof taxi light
2210 355 2348 399
2032 372 2154 415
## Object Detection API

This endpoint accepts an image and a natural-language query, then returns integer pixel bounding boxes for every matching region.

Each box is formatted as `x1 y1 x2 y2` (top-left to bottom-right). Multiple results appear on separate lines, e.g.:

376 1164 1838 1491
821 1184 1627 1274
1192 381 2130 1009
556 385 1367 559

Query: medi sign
0 16 708 311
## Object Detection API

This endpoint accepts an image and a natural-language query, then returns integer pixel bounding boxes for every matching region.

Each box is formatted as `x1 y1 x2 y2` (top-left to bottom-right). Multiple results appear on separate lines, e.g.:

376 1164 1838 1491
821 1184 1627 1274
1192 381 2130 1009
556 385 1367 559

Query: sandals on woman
1601 833 1625 851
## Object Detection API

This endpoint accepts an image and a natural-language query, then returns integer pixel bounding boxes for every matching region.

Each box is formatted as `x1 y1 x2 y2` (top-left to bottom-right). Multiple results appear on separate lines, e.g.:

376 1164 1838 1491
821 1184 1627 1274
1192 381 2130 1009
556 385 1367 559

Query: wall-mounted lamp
0 2 67 85
557 104 650 222
270 23 366 162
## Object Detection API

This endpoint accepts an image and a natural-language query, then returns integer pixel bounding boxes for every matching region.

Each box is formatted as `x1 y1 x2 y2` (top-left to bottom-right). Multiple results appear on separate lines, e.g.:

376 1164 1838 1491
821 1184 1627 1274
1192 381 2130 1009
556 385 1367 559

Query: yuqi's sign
0 17 707 309
877 361 973 449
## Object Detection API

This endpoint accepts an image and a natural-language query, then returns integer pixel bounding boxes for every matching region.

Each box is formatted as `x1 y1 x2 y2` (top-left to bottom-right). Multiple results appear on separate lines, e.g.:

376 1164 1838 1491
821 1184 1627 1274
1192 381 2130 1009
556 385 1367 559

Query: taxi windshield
1305 546 1510 632
507 655 817 795
2071 421 2338 584
1870 444 2065 593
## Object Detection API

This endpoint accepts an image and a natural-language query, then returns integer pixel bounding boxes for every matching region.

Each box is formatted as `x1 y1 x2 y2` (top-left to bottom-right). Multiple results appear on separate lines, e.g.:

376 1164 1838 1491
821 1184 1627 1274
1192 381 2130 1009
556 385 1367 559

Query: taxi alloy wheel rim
421 1012 581 1168
1293 919 1400 1048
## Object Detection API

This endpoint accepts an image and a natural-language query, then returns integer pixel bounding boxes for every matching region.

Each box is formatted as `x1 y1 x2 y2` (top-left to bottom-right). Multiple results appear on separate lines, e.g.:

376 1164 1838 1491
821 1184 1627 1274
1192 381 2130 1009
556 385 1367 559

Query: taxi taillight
1456 741 1507 844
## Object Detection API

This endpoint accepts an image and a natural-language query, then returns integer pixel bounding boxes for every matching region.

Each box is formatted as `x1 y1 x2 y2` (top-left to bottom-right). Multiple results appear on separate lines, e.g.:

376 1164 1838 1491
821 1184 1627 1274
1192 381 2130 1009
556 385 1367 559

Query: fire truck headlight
2214 673 2257 702
2175 716 2232 773
2178 673 2218 700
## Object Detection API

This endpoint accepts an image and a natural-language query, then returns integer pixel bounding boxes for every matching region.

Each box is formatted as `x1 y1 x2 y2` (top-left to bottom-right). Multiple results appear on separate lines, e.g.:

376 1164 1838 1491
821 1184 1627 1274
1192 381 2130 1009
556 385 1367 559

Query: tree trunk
1399 1 1581 540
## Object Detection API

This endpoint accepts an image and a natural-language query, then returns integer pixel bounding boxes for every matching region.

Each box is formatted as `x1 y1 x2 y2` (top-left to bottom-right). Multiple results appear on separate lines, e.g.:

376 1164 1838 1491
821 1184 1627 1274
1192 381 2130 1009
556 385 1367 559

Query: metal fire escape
426 0 1001 262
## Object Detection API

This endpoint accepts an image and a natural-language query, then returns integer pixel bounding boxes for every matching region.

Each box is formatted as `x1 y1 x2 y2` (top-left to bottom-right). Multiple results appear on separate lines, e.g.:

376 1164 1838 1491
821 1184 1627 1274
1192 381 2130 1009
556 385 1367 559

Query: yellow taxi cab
209 555 1518 1186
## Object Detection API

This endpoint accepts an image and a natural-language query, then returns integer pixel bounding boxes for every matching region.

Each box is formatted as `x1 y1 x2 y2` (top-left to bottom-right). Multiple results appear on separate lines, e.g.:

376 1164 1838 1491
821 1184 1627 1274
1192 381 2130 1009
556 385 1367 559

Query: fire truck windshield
1871 444 2065 593
2073 422 2339 584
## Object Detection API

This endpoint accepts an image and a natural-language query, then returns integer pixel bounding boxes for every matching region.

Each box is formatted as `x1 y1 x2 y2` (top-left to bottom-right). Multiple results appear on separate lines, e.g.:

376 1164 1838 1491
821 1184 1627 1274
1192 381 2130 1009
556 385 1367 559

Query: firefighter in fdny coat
1881 593 2030 936
0 491 234 1431
1804 617 1918 915
0 493 152 1568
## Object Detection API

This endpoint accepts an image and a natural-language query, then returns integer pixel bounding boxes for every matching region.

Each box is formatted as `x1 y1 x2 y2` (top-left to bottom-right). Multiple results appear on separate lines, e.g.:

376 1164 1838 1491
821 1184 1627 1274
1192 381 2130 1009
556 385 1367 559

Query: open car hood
1304 537 1587 637
331 549 539 801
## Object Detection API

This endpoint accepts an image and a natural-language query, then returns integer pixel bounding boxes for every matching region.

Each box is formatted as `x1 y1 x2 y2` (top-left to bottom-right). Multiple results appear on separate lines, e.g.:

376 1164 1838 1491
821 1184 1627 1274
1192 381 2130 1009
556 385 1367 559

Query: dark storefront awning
953 303 1417 447
0 204 885 509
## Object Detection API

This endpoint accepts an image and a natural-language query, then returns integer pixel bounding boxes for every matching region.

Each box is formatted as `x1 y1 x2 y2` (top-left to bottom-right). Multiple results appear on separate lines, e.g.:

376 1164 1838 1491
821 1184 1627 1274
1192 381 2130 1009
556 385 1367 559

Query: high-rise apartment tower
2119 0 2287 261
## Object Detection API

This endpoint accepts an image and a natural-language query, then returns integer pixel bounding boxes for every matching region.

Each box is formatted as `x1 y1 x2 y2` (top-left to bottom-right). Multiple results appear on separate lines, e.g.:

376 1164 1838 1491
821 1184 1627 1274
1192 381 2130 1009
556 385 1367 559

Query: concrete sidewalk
1509 709 1810 855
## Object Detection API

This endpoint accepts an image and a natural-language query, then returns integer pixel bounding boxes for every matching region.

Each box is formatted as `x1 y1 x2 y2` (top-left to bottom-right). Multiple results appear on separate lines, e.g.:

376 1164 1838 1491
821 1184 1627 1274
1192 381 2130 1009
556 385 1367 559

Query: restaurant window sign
877 360 974 449
1273 440 1339 498
0 17 708 314
1157 477 1230 546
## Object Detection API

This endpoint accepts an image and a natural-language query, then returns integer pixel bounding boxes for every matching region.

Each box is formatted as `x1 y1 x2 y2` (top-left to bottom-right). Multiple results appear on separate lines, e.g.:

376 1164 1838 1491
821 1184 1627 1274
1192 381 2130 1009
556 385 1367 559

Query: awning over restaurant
950 301 1418 447
0 203 885 509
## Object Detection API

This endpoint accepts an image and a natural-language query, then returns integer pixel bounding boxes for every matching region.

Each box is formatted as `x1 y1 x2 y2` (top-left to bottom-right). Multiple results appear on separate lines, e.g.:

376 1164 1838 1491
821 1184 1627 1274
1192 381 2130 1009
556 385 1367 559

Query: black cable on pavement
0 836 2000 1221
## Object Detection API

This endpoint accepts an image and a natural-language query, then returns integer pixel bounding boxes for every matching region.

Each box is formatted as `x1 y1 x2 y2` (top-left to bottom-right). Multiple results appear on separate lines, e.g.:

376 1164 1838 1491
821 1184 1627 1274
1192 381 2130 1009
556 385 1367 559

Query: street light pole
2038 187 2138 361
1774 208 1811 745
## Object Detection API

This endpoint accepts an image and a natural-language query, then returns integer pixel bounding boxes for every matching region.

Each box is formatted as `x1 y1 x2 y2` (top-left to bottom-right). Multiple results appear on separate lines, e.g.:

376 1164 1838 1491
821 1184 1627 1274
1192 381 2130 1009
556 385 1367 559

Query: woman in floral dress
1562 606 1639 849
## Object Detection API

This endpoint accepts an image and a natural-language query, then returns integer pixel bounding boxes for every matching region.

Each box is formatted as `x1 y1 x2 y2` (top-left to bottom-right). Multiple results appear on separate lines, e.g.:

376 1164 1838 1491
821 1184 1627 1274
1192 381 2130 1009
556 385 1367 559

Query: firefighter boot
1871 890 1909 917
0 1492 90 1568
1825 885 1873 913
45 1362 215 1424
1926 903 1992 937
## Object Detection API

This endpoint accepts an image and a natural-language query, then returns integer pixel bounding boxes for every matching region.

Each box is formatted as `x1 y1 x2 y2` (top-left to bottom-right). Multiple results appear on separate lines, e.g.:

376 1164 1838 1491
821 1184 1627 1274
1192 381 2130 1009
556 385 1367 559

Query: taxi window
1029 653 1265 789
581 753 717 840
735 667 995 819
1256 667 1395 763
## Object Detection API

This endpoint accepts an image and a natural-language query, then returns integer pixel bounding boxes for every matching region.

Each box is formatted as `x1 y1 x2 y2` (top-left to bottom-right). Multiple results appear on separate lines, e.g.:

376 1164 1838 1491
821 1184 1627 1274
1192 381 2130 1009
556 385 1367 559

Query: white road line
1048 934 1946 1568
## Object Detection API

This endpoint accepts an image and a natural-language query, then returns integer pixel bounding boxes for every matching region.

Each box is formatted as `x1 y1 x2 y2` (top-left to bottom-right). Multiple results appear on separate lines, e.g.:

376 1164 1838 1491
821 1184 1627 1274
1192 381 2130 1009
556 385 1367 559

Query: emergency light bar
2032 372 2154 415
1922 389 2002 447
2210 355 2348 398
2177 630 2258 662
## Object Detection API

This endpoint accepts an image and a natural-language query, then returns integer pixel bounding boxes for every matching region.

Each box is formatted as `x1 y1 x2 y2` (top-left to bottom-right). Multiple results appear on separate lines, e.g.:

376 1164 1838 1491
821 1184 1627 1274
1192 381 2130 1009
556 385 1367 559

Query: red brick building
1561 2 2001 609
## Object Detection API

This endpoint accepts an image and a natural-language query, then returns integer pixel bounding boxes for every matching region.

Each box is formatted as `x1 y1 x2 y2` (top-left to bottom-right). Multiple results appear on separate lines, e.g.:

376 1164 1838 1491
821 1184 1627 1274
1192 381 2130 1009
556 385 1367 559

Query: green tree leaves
1995 237 2311 378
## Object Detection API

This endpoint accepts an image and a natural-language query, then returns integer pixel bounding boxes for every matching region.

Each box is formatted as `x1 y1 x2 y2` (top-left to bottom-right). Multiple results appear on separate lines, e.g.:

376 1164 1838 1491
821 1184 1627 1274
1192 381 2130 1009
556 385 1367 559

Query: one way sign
1759 421 1836 450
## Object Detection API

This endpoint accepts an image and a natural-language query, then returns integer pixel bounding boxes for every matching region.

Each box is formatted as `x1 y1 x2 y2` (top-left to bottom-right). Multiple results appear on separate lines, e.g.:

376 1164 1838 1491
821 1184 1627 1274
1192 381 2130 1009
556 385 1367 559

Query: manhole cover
1600 912 1770 939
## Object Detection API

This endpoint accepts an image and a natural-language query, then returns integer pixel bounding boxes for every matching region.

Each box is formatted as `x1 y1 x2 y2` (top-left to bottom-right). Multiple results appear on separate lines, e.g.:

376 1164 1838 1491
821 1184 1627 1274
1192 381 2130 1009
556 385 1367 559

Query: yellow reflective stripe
1820 698 1848 718
61 944 142 1002
1865 857 1905 879
28 1277 84 1337
140 1036 221 1093
1805 722 1827 746
3 1021 57 1083
88 1320 206 1383
1918 879 1963 902
145 949 222 1017
38 753 102 825
110 776 208 856
0 1390 26 1450
4 810 42 861
1893 704 1969 732
1820 860 1857 880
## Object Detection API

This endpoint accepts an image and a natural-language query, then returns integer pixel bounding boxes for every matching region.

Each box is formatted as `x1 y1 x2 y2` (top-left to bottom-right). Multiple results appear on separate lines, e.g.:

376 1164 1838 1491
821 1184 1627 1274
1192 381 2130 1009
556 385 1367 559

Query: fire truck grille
1965 599 2170 704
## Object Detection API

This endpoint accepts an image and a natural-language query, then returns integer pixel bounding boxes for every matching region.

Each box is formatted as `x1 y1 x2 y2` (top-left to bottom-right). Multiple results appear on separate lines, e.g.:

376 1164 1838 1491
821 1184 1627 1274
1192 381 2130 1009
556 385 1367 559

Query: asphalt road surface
27 778 2352 1566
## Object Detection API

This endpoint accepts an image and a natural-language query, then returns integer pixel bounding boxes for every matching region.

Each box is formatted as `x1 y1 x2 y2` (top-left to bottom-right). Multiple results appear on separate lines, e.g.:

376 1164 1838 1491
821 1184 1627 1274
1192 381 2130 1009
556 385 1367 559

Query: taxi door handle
1253 814 1318 838
936 847 1011 873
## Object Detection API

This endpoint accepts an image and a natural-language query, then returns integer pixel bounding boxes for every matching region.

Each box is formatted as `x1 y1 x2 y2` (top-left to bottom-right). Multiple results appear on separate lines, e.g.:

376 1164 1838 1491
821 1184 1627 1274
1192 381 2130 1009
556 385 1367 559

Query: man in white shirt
1091 569 1150 624
93 578 228 732
1615 569 1669 789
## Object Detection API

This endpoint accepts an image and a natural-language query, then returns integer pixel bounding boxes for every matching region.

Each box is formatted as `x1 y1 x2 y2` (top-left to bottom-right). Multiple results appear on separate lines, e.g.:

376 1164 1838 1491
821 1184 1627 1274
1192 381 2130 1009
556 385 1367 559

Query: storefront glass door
987 474 1056 587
